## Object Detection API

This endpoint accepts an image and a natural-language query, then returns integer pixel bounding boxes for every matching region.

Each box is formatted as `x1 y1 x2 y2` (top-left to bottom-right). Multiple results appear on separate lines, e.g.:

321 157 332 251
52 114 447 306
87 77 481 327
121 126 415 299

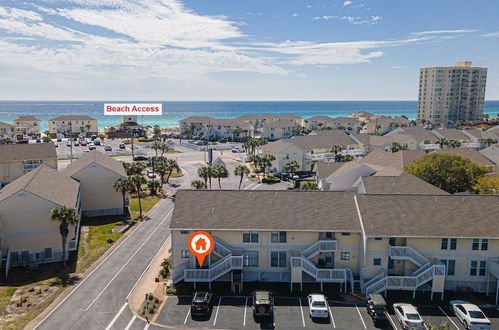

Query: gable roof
264 118 298 128
0 121 15 129
315 162 345 182
64 150 127 177
361 150 425 170
14 116 40 122
386 127 439 143
433 129 470 141
260 140 301 154
170 190 361 232
360 172 448 195
0 165 79 206
290 132 357 150
356 194 499 238
324 161 374 181
373 166 403 176
50 115 96 121
0 143 57 162
436 148 495 168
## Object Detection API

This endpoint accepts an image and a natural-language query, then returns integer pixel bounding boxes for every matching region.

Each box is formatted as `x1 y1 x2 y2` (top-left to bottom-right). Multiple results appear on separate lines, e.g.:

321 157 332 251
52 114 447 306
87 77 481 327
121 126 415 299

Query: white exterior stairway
364 246 446 298
291 240 347 286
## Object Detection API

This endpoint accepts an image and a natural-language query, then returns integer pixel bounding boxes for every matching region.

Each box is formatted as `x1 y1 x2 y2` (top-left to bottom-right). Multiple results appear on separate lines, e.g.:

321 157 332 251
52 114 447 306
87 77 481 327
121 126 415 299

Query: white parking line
251 183 262 190
298 298 306 327
386 312 398 330
355 304 367 329
438 306 461 330
213 297 222 325
104 302 128 330
183 308 191 324
243 182 256 190
243 297 248 326
143 323 150 330
84 209 173 311
124 315 136 330
328 305 336 328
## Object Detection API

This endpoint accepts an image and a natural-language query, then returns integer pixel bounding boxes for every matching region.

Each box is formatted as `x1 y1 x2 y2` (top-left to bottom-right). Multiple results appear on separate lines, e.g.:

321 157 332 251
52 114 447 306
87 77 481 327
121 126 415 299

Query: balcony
420 144 440 150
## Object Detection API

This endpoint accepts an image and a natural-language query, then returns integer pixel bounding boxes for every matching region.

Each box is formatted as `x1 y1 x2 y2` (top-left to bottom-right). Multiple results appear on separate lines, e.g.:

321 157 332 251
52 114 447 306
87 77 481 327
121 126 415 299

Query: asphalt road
33 199 174 330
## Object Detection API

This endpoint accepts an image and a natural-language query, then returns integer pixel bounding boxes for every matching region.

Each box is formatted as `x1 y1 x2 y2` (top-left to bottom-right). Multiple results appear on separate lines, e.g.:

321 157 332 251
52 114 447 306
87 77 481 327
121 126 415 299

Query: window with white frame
180 230 189 234
181 250 190 258
341 232 350 236
243 251 259 267
441 238 457 250
470 260 486 276
472 239 488 251
270 251 287 267
373 258 382 266
271 232 287 243
341 252 350 260
440 259 456 276
243 232 259 243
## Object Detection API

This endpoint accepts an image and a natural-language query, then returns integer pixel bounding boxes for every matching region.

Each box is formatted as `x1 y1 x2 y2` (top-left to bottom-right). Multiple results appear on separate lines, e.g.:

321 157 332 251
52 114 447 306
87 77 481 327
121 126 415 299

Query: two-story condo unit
386 127 441 152
0 165 80 276
179 116 253 140
12 116 41 139
0 143 57 188
48 115 98 138
170 190 499 303
0 122 16 142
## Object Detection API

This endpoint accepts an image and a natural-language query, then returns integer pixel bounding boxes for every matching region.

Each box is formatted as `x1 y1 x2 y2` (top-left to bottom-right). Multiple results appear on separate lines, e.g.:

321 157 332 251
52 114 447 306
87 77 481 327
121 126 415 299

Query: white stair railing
172 261 188 284
390 246 428 267
292 249 346 283
302 240 337 259
213 237 231 257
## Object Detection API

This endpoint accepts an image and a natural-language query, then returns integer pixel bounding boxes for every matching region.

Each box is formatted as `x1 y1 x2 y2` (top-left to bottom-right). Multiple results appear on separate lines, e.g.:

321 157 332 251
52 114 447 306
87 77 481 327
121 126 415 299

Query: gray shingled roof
290 132 357 150
0 143 57 162
0 165 80 207
360 172 448 195
436 148 496 168
14 116 40 121
50 115 96 121
361 150 425 170
64 150 127 177
170 190 361 232
433 129 470 141
356 194 499 238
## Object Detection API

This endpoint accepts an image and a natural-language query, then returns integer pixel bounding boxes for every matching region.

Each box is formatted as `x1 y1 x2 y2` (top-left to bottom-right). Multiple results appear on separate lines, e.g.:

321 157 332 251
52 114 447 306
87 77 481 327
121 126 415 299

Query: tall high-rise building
418 61 487 124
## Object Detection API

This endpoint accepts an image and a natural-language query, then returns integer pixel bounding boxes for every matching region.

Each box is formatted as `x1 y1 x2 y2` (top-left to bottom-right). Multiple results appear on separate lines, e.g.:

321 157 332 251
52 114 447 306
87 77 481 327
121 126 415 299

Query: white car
393 303 425 329
450 300 491 330
307 294 329 318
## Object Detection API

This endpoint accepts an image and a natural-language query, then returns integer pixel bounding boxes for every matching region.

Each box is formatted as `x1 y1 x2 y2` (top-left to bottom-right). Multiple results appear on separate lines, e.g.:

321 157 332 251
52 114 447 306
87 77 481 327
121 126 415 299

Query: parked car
80 140 87 146
366 294 389 327
89 145 96 150
450 300 491 329
90 135 97 141
66 141 71 147
190 291 213 316
35 138 41 143
393 303 425 330
16 140 29 144
73 141 79 146
307 294 329 319
94 139 101 146
252 291 274 321
56 138 62 142
119 143 126 149
133 156 148 161
104 146 112 151
146 170 155 179
83 150 90 153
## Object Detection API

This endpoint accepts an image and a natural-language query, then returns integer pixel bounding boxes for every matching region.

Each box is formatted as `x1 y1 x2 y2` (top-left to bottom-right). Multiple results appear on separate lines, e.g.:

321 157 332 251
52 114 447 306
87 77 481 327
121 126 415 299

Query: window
243 232 259 243
373 258 381 266
472 239 488 251
180 230 189 234
374 237 383 241
270 251 287 267
325 232 333 239
441 238 457 250
341 252 350 260
243 251 259 267
440 259 456 276
181 250 190 258
470 260 486 276
271 232 287 243
341 232 350 236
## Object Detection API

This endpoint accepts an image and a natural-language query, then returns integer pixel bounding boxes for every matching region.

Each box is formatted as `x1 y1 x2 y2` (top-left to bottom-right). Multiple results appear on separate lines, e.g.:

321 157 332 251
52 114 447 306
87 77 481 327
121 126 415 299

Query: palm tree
129 175 147 219
482 138 495 147
191 180 207 190
234 164 250 190
153 157 168 185
435 138 448 149
391 142 407 153
301 182 319 190
147 181 160 195
51 206 80 267
448 140 461 148
261 154 275 173
285 160 299 174
113 177 132 215
165 159 181 183
330 145 345 162
250 155 262 172
214 165 229 189
197 166 211 189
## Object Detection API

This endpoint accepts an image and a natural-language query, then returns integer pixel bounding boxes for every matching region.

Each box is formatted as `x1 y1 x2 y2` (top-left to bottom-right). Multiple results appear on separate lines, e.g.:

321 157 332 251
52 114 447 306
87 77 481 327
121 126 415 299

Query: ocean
0 101 498 131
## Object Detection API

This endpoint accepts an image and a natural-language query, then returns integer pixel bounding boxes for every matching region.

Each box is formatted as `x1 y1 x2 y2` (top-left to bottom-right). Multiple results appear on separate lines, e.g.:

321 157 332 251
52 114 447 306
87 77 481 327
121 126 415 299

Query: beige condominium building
0 165 80 275
0 143 57 187
48 115 98 138
0 122 16 141
170 190 499 303
12 116 41 139
418 61 487 124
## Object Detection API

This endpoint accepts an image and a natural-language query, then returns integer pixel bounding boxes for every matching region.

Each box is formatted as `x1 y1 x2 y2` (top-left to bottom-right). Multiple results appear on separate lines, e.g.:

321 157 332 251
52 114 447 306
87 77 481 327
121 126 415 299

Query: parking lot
155 295 499 329
53 138 144 158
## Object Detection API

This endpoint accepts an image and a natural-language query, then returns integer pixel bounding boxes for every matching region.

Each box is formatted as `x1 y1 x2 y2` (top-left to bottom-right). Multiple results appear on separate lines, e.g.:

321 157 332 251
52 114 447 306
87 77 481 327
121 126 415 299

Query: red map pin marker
188 231 214 268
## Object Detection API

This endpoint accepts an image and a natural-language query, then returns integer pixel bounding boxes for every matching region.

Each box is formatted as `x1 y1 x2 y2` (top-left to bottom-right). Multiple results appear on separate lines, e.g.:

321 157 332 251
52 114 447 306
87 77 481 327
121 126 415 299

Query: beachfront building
64 150 127 217
170 190 499 301
48 115 98 138
12 116 41 139
105 115 146 138
0 165 80 275
179 116 253 140
0 143 57 188
261 119 299 140
418 61 487 124
0 122 16 142
348 111 374 122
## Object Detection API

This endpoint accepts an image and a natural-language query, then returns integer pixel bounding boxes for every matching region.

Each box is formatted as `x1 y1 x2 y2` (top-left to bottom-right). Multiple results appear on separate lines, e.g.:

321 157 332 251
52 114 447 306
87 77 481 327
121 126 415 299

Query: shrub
166 286 177 295
148 294 154 301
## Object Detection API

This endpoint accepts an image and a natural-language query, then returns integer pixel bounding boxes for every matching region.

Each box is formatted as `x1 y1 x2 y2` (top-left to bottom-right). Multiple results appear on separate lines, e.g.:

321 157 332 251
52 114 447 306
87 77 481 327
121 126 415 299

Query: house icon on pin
195 237 207 252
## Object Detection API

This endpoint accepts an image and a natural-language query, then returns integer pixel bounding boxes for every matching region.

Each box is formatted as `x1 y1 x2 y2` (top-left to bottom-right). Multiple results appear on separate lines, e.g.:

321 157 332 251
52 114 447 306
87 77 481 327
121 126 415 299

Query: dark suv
252 291 274 321
366 294 388 327
190 291 213 316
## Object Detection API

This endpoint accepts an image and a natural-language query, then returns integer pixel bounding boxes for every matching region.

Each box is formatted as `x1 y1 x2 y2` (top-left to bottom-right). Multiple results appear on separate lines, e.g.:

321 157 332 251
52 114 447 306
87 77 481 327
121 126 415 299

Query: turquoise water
0 101 498 131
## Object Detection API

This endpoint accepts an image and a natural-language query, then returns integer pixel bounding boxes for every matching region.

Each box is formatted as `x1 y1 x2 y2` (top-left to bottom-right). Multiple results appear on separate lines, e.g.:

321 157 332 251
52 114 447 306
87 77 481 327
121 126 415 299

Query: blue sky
0 0 498 100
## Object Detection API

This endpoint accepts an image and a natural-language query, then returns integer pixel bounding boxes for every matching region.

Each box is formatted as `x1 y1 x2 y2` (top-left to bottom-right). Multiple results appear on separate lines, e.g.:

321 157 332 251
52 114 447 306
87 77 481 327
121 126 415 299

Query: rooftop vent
249 192 252 198
434 197 438 202
314 209 319 215
274 192 279 199
401 214 407 220
336 214 341 220
211 207 216 214
370 224 375 230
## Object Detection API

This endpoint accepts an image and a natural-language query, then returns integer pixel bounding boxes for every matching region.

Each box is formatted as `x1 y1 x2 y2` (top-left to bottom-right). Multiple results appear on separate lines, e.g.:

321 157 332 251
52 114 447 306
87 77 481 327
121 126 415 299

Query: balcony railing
302 240 337 259
420 143 440 150
389 246 428 267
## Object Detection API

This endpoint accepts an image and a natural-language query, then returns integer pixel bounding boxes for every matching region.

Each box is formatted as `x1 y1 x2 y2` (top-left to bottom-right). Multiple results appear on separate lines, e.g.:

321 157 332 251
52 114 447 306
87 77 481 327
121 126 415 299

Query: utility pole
69 122 73 163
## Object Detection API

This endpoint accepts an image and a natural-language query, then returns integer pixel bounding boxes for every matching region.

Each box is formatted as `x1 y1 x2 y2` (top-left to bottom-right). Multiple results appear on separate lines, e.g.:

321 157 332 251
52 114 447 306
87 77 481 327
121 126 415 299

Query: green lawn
129 195 161 220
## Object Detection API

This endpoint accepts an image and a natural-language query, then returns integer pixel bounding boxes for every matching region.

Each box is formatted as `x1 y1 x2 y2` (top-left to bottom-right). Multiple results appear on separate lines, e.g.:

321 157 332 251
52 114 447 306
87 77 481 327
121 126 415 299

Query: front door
324 252 334 268
387 258 395 275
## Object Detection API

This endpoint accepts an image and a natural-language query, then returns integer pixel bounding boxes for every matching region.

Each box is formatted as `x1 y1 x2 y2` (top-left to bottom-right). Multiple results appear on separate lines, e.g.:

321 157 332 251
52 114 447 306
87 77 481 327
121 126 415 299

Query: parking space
386 305 467 330
483 307 499 328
